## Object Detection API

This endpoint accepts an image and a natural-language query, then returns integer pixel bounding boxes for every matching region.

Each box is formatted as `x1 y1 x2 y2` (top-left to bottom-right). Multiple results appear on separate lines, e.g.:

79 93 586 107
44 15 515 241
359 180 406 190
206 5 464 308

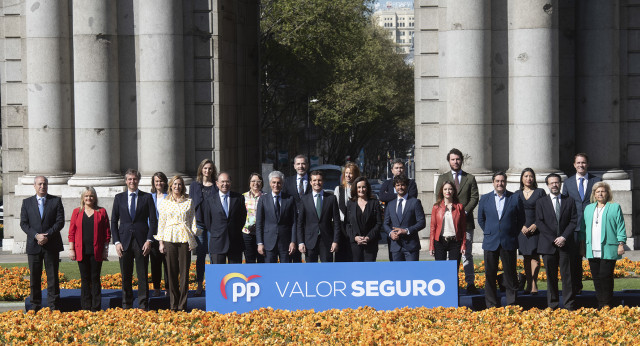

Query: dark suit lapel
212 193 227 220
228 193 237 220
585 173 597 199
134 191 145 218
458 172 468 192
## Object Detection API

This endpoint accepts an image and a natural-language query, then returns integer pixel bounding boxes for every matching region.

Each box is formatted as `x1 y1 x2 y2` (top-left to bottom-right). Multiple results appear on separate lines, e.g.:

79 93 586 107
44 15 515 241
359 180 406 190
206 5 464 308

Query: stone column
508 0 559 173
137 0 185 176
24 0 73 183
68 0 122 186
575 1 624 177
443 0 492 174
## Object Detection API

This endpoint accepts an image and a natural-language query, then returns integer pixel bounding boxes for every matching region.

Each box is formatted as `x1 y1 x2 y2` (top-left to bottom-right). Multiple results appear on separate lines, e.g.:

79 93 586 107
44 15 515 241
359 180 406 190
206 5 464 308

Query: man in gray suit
435 148 479 294
561 152 601 294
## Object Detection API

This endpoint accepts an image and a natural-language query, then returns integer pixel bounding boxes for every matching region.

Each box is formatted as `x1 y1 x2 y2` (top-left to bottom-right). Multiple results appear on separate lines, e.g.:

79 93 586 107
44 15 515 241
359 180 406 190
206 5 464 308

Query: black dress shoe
466 284 479 295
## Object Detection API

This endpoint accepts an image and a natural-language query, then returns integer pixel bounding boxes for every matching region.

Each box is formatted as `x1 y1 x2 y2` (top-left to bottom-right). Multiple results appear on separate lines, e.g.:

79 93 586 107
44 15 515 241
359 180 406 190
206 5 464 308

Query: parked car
368 178 382 199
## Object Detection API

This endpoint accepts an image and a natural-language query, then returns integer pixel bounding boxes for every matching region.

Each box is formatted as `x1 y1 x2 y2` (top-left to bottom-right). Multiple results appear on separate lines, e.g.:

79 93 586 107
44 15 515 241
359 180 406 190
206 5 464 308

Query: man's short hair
34 176 48 184
492 171 507 181
574 152 589 163
393 174 409 186
446 148 464 163
124 168 141 180
545 173 562 185
309 170 324 179
217 171 232 181
268 170 285 182
391 158 405 167
293 154 308 164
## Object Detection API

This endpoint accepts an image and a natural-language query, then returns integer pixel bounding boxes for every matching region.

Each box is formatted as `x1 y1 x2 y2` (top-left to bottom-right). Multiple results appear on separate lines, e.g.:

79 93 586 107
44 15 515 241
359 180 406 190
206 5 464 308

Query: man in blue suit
111 168 157 309
383 175 426 261
477 172 525 308
256 171 298 263
561 153 601 294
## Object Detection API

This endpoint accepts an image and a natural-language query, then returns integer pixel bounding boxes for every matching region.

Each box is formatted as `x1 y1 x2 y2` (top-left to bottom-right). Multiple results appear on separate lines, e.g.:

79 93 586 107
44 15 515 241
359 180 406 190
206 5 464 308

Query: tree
260 0 414 174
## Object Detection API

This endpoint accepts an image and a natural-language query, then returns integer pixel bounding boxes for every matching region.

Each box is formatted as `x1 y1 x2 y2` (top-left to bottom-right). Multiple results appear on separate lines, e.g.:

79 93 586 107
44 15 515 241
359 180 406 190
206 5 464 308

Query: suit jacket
383 196 426 252
435 170 479 229
477 190 525 251
297 191 341 249
379 178 418 203
189 181 219 230
561 173 601 232
111 190 157 251
535 194 577 255
580 202 626 260
346 199 382 244
255 192 298 251
429 202 467 252
20 194 65 254
283 174 311 205
201 191 247 254
68 207 111 261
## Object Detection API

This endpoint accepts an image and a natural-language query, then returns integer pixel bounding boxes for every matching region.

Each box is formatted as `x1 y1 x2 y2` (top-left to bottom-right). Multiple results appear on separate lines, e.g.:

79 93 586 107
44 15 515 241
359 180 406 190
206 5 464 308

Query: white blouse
442 209 456 237
155 197 200 249
591 206 604 258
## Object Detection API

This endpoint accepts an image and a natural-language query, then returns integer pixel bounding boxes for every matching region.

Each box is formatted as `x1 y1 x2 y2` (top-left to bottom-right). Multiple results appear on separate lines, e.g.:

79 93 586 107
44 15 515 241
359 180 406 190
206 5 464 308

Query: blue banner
205 261 458 313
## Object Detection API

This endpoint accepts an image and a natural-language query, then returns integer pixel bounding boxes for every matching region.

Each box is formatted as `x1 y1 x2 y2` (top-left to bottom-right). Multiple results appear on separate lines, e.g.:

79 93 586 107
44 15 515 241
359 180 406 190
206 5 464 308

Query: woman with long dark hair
429 181 466 268
345 176 381 262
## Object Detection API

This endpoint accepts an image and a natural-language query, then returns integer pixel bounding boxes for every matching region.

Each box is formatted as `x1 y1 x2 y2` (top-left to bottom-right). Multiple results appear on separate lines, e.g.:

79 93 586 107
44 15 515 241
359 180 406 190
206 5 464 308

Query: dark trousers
484 246 518 308
265 248 290 263
305 242 334 263
289 251 302 263
573 232 583 292
242 233 264 263
149 241 168 290
589 258 617 308
391 249 419 261
77 254 103 311
210 249 243 264
165 242 191 311
119 239 149 309
195 229 209 284
543 249 575 310
334 227 352 262
434 238 462 269
28 250 60 310
351 243 378 262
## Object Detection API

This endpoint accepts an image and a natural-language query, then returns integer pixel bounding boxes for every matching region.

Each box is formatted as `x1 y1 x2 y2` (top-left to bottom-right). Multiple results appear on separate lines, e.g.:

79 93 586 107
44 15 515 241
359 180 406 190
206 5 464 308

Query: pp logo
220 273 261 302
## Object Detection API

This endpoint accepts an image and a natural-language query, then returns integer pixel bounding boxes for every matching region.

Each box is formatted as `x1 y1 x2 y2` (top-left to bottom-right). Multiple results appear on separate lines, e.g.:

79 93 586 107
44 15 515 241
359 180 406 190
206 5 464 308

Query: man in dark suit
297 170 340 263
561 152 601 294
383 175 426 261
477 172 525 308
282 154 310 263
201 172 247 264
379 158 419 261
111 168 157 309
536 173 578 310
20 176 65 311
256 171 298 263
435 148 480 294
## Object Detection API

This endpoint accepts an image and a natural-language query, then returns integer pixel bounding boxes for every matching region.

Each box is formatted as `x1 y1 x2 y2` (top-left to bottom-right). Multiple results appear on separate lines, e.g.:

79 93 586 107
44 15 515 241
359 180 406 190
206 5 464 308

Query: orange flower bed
0 306 639 344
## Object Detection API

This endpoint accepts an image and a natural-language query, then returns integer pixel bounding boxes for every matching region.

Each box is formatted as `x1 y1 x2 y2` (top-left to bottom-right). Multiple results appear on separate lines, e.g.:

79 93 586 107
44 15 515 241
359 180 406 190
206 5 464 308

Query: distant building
372 7 414 55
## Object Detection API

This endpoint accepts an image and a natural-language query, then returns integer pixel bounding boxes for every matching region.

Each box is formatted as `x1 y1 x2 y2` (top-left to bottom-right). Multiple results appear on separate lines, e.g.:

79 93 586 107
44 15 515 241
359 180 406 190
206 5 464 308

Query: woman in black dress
516 168 546 294
346 176 381 262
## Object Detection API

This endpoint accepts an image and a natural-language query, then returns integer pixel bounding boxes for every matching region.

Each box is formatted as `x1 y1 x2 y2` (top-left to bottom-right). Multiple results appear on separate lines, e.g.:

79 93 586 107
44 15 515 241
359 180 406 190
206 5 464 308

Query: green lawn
1 261 122 280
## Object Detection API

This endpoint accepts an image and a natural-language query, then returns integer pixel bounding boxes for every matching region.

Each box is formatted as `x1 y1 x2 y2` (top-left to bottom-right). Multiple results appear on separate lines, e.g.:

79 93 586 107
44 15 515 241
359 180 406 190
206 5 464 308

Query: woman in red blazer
68 187 111 311
430 181 466 268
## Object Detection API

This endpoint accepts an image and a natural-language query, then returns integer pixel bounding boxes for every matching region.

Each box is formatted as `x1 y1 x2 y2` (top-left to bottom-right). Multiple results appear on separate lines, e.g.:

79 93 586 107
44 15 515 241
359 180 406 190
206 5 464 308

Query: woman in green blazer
579 182 626 308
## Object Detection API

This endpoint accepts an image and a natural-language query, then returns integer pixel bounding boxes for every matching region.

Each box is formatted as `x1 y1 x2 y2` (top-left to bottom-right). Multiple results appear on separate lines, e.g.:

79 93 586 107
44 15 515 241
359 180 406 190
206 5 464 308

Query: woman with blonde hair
189 158 218 295
157 175 199 311
334 162 361 262
68 187 111 311
580 181 626 308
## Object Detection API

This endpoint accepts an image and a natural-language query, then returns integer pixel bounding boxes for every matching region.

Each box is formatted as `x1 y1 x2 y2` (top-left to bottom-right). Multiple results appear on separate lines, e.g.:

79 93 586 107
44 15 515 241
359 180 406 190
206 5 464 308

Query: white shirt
297 174 308 193
576 173 588 192
442 208 456 237
451 170 462 184
271 192 281 207
591 206 604 258
396 196 406 215
550 193 561 210
219 191 229 210
334 185 352 221
314 191 323 209
128 189 140 210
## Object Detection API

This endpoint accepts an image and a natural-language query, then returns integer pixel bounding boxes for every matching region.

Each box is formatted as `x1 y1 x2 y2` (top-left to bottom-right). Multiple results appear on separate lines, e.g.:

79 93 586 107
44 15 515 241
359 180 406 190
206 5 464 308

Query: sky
373 0 414 11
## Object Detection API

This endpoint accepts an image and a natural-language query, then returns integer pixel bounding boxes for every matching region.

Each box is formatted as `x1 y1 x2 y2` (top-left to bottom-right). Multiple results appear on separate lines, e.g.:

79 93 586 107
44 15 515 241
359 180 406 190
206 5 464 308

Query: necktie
316 193 322 218
130 192 137 220
223 194 229 217
578 177 585 201
274 195 280 219
397 198 404 217
38 197 44 218
454 171 460 190
298 177 304 196
555 196 561 235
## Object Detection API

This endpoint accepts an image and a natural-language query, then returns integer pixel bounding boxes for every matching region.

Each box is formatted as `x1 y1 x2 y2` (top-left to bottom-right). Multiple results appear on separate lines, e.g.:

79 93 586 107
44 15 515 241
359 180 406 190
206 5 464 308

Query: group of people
20 150 626 312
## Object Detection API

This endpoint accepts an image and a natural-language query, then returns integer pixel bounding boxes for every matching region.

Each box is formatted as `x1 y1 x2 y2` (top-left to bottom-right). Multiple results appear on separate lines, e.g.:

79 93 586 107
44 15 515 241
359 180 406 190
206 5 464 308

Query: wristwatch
619 242 625 245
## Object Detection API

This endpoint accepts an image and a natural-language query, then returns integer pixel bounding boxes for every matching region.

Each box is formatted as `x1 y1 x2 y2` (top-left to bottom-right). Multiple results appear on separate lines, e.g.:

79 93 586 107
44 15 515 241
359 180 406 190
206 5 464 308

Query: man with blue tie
383 175 426 261
111 169 157 309
477 172 525 308
201 172 247 264
561 153 601 294
256 171 298 263
20 176 65 311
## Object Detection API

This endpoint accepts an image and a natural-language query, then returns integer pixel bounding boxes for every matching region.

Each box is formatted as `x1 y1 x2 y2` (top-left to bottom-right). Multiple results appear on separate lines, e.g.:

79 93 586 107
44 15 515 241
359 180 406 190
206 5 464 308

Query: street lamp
307 97 318 162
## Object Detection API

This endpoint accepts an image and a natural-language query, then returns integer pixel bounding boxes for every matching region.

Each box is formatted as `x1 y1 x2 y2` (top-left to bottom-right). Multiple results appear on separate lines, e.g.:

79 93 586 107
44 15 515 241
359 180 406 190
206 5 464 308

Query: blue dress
516 188 546 256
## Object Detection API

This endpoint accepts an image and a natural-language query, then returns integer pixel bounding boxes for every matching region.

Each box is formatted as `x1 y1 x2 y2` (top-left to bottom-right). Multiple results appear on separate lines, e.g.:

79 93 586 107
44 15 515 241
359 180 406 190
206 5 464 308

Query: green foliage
261 0 414 170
